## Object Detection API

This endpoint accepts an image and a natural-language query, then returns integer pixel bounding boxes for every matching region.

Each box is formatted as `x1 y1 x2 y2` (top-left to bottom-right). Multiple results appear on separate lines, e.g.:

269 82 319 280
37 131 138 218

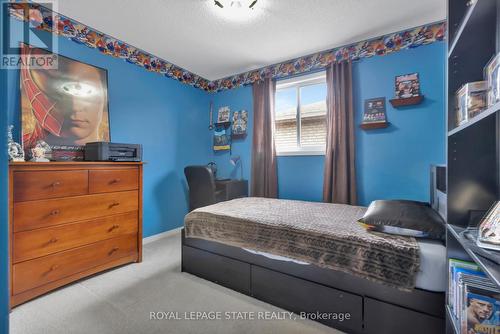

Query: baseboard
142 227 182 245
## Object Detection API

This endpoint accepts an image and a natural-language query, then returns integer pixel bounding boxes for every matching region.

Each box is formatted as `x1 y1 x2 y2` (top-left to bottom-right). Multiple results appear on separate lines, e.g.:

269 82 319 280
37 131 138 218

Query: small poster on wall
217 106 230 123
395 72 420 98
213 128 230 151
362 97 387 124
232 110 248 137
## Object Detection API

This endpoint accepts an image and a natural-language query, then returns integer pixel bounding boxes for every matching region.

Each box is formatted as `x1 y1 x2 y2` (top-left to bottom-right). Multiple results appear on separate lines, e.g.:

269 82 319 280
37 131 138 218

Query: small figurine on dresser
7 125 24 162
30 140 51 162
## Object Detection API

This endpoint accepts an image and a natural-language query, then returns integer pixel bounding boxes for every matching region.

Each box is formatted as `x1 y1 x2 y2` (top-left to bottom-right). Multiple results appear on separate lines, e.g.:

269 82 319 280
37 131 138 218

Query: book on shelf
448 258 500 333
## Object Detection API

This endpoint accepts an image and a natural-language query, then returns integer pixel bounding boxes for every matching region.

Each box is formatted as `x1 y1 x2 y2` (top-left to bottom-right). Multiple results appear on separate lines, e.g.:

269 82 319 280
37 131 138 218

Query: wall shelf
389 95 424 108
359 122 389 130
448 102 500 136
231 133 247 140
214 121 231 129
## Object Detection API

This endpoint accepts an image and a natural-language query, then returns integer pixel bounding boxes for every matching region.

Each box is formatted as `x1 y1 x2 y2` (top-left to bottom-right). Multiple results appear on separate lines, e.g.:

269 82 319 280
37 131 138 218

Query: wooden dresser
8 162 143 307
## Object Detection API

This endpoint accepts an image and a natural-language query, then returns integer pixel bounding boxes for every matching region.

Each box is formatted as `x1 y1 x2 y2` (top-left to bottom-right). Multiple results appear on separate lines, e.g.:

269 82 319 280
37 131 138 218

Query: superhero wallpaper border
9 3 445 93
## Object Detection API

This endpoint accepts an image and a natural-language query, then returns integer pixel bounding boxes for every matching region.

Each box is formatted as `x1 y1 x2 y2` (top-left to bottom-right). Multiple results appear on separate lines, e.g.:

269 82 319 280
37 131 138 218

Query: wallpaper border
9 3 445 93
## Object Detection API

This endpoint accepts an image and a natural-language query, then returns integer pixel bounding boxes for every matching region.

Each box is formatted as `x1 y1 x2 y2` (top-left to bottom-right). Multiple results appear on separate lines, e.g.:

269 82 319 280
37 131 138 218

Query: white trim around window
276 146 326 157
276 71 326 90
275 71 327 156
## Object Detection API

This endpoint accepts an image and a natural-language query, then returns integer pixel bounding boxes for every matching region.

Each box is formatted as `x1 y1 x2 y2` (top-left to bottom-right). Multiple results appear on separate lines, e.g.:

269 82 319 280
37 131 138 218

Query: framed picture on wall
232 110 248 137
362 97 387 124
20 44 110 161
395 72 420 98
217 106 230 123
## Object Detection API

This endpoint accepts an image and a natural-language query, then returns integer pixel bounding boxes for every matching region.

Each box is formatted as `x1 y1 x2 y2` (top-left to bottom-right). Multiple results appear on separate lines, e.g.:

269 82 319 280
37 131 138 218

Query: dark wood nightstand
215 179 248 201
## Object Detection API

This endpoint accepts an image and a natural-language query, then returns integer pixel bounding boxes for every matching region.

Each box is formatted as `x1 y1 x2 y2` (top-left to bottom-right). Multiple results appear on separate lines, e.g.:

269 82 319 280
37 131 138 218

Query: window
275 72 327 156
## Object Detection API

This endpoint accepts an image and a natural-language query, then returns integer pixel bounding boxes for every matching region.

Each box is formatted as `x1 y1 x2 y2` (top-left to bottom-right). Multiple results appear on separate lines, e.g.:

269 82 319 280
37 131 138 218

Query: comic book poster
362 97 387 124
213 128 230 151
395 72 420 98
232 110 248 136
217 106 230 123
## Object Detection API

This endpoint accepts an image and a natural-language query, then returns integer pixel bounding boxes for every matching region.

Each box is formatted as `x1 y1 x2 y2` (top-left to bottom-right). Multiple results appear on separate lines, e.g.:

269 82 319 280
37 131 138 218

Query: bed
181 197 445 334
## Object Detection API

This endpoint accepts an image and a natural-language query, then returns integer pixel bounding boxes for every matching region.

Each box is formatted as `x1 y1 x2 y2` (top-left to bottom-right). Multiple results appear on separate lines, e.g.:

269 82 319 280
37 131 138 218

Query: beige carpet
10 230 341 334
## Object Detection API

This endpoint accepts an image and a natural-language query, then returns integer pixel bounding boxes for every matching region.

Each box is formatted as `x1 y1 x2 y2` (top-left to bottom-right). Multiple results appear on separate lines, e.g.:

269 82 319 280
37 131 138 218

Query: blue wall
210 42 446 205
211 86 253 182
354 42 446 204
0 11 9 334
6 18 211 237
211 87 326 202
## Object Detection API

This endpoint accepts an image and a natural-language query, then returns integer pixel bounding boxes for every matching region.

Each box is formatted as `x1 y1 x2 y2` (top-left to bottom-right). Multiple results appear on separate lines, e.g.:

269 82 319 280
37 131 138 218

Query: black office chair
184 166 225 211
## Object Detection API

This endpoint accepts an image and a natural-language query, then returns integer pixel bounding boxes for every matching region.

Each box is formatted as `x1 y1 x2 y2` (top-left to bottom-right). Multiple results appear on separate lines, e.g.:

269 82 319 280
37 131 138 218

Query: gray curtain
323 61 357 205
251 78 278 198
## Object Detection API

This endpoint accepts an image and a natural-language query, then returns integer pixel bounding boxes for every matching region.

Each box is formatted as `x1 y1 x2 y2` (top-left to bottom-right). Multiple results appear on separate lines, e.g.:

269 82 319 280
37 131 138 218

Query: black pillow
358 200 445 240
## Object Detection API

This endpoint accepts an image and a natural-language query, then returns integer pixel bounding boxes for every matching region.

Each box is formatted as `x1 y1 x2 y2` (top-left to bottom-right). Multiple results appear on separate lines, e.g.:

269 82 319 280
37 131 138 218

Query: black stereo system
84 142 142 162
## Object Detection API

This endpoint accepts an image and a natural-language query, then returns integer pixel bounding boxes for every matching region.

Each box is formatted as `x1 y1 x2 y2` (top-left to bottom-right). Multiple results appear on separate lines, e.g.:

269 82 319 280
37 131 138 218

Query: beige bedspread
184 197 420 290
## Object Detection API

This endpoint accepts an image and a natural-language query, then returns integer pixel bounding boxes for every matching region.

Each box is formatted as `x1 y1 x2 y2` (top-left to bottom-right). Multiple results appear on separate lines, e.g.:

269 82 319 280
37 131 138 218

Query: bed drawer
364 297 444 334
13 212 138 263
182 246 250 294
13 191 139 232
251 266 362 333
12 234 137 295
89 169 139 194
13 170 88 202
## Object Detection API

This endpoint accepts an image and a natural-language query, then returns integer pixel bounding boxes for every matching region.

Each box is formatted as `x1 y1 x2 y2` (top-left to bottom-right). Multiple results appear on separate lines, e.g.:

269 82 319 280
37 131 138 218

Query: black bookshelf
446 1 500 333
447 225 500 287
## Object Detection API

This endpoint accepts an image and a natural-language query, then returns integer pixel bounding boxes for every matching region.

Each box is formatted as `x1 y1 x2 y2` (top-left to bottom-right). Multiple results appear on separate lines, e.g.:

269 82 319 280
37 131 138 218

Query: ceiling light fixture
210 0 262 22
213 0 258 9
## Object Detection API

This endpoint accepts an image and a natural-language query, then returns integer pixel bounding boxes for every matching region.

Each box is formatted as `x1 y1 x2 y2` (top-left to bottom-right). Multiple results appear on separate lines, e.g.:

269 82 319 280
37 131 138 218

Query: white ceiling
42 0 446 81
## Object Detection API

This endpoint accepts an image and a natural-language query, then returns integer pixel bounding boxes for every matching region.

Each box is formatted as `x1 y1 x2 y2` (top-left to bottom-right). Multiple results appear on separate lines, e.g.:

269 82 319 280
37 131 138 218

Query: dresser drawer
13 170 88 202
89 169 139 194
13 191 139 232
12 234 137 295
13 211 138 263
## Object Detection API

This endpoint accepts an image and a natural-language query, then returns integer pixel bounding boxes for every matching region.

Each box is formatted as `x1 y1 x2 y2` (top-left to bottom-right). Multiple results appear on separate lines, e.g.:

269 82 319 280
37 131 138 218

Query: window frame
275 71 327 156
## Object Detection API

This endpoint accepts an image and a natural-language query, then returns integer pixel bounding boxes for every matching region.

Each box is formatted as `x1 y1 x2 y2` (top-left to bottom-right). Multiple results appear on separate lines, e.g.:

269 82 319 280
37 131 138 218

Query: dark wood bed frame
181 229 445 334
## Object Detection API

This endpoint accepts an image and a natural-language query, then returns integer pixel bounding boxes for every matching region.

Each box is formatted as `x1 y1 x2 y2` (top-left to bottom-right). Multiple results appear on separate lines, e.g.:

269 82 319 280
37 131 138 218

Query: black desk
215 179 248 201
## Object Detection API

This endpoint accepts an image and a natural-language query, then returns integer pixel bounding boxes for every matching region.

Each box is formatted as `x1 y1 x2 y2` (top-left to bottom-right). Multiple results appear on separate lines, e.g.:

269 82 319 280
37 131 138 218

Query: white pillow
368 224 429 238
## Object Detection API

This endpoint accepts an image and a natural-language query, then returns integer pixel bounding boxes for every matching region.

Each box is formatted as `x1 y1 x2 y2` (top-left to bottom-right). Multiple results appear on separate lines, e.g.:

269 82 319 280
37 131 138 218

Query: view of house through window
275 72 327 155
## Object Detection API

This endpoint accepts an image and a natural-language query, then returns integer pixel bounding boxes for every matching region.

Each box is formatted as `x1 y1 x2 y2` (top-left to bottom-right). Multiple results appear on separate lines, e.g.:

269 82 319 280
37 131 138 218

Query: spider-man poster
20 44 110 160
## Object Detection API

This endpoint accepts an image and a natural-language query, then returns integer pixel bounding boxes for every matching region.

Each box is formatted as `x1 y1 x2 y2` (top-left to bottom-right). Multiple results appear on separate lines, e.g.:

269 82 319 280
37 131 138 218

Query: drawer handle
108 224 120 232
50 209 60 216
51 181 62 188
108 247 119 256
44 264 59 276
110 178 121 184
48 237 58 244
109 202 120 209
